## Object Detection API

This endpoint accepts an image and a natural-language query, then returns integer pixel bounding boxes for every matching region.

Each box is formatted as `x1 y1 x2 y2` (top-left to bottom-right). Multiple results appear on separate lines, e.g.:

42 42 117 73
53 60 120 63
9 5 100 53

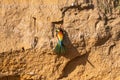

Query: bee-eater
54 28 65 54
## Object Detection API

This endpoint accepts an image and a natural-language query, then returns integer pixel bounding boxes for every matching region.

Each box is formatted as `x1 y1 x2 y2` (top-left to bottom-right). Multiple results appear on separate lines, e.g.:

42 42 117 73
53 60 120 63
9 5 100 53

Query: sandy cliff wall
0 0 120 80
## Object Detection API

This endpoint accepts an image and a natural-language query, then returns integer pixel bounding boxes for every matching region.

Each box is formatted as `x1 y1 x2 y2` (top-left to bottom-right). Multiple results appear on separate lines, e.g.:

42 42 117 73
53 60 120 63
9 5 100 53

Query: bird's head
56 28 63 33
56 28 60 32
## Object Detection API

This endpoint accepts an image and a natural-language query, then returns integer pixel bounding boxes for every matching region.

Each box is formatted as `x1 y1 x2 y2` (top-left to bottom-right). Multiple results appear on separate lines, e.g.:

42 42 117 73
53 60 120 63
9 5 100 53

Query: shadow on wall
58 29 94 78
0 75 20 80
62 30 81 59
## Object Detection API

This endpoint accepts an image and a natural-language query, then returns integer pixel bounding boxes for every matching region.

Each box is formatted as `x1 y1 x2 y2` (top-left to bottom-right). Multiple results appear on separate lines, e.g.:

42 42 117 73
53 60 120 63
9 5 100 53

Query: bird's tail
54 42 65 54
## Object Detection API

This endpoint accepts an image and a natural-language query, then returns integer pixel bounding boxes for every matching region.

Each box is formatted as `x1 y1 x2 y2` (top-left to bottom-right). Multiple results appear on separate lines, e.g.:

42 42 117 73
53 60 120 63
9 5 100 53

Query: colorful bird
54 28 65 54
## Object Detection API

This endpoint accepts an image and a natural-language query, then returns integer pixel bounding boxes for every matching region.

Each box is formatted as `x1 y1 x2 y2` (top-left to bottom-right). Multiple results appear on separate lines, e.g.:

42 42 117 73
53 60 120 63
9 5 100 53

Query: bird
54 28 65 54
